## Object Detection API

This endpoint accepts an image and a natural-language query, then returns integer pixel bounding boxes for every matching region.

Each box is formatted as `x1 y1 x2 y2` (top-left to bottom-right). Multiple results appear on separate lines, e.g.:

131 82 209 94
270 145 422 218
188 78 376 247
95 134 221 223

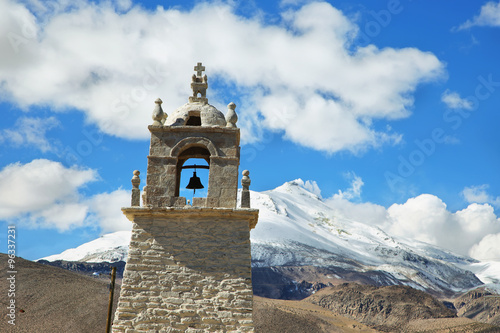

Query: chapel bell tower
112 63 258 333
143 62 241 209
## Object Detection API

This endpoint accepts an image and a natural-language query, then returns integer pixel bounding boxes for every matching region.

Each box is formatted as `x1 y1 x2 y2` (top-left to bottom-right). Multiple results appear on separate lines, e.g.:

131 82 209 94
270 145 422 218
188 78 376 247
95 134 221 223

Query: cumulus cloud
385 195 500 258
470 233 500 260
0 0 444 153
457 1 500 30
0 159 96 229
0 116 60 152
441 89 474 110
386 194 451 245
0 159 131 232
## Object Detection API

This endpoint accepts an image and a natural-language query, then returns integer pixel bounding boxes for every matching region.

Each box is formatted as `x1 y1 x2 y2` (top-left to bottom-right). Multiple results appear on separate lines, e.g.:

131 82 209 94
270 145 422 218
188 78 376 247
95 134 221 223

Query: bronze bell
186 171 204 194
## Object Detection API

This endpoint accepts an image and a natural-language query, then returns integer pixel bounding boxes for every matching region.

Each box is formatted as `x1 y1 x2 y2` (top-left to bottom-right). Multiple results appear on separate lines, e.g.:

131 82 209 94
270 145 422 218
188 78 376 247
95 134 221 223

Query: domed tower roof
163 62 227 127
164 102 226 127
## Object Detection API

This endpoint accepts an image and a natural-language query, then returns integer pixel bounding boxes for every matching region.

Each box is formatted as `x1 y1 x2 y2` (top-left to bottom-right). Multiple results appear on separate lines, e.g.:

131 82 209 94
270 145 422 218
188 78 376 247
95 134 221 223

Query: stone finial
152 98 166 125
241 170 251 208
132 170 140 188
225 102 238 128
131 170 141 206
189 62 208 104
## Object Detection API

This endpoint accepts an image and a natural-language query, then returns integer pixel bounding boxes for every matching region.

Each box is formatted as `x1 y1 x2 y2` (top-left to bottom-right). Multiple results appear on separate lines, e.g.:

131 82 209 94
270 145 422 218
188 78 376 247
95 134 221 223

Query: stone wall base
112 207 258 333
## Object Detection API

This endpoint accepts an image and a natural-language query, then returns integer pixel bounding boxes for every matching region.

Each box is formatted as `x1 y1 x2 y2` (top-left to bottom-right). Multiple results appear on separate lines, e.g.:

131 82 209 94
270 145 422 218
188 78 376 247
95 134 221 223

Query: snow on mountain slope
40 179 488 295
250 180 482 295
462 261 500 293
40 231 130 263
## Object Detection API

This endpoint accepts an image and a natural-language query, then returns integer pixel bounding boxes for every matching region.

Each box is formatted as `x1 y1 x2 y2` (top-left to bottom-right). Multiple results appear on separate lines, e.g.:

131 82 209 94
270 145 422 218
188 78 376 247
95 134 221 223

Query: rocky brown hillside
306 283 473 332
0 253 120 333
454 288 500 326
254 296 378 333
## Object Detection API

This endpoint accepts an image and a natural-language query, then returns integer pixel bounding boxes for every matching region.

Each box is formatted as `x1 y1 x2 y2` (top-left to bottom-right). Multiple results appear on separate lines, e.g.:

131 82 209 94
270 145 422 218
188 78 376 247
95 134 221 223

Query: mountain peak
271 179 322 200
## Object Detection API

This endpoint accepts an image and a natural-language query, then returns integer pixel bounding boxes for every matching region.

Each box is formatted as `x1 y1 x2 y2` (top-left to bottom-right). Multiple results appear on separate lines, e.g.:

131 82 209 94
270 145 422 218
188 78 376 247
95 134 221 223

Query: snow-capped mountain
40 179 499 296
41 231 130 263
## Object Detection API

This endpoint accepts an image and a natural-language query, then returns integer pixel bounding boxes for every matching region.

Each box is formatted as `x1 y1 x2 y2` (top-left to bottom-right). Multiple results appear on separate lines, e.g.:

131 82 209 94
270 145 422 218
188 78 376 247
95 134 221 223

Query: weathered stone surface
113 208 258 332
192 197 207 207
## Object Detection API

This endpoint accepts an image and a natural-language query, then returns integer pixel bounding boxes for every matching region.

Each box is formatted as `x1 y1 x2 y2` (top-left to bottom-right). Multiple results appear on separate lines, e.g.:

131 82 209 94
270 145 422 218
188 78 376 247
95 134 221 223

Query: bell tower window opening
180 159 209 199
175 146 210 198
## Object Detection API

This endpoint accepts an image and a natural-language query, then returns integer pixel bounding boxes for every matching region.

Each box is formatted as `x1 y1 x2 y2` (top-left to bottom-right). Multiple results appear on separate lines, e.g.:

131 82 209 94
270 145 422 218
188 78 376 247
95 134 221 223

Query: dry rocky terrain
305 284 499 332
1 254 499 332
454 288 500 326
0 254 120 332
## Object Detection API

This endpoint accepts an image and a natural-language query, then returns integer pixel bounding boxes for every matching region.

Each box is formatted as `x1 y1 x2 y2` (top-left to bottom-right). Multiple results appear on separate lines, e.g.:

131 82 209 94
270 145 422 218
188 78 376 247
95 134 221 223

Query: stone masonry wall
112 208 258 333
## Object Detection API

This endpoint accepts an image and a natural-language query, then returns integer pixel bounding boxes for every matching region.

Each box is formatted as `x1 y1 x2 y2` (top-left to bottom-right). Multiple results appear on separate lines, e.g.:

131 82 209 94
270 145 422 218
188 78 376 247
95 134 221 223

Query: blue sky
1 0 500 261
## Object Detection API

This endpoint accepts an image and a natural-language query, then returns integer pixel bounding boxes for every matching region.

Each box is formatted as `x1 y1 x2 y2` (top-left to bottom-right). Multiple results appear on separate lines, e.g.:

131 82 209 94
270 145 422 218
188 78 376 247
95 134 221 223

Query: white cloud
457 1 500 30
296 179 322 198
279 0 313 7
115 0 132 12
36 202 89 230
0 0 444 154
441 89 474 110
469 233 500 260
385 195 500 258
0 159 131 232
455 203 498 234
324 188 500 259
0 159 96 218
0 159 96 229
326 197 389 228
331 172 364 200
0 116 60 152
325 174 391 227
386 194 452 245
462 184 500 208
86 189 132 233
463 184 491 203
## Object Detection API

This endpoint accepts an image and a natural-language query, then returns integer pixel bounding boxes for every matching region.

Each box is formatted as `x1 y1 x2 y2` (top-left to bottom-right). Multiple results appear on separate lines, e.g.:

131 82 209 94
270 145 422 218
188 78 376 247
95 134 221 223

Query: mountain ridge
40 179 500 298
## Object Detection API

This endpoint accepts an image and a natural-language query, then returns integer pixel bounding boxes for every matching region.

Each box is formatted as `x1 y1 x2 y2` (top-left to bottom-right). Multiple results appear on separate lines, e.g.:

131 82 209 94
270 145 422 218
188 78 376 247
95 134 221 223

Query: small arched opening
175 146 210 199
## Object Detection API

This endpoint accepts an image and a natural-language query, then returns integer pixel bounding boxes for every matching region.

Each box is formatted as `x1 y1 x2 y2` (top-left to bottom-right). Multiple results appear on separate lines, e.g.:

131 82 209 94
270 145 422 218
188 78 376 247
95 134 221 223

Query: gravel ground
0 254 119 333
404 318 500 332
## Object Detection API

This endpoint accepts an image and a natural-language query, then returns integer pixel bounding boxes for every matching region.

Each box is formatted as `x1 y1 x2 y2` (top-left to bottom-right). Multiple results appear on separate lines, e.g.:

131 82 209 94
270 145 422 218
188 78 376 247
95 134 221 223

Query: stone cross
194 62 205 77
190 62 208 103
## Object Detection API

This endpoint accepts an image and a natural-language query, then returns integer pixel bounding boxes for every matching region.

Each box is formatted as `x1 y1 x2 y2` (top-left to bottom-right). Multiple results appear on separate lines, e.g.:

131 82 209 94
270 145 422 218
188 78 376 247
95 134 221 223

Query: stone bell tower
112 63 258 333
